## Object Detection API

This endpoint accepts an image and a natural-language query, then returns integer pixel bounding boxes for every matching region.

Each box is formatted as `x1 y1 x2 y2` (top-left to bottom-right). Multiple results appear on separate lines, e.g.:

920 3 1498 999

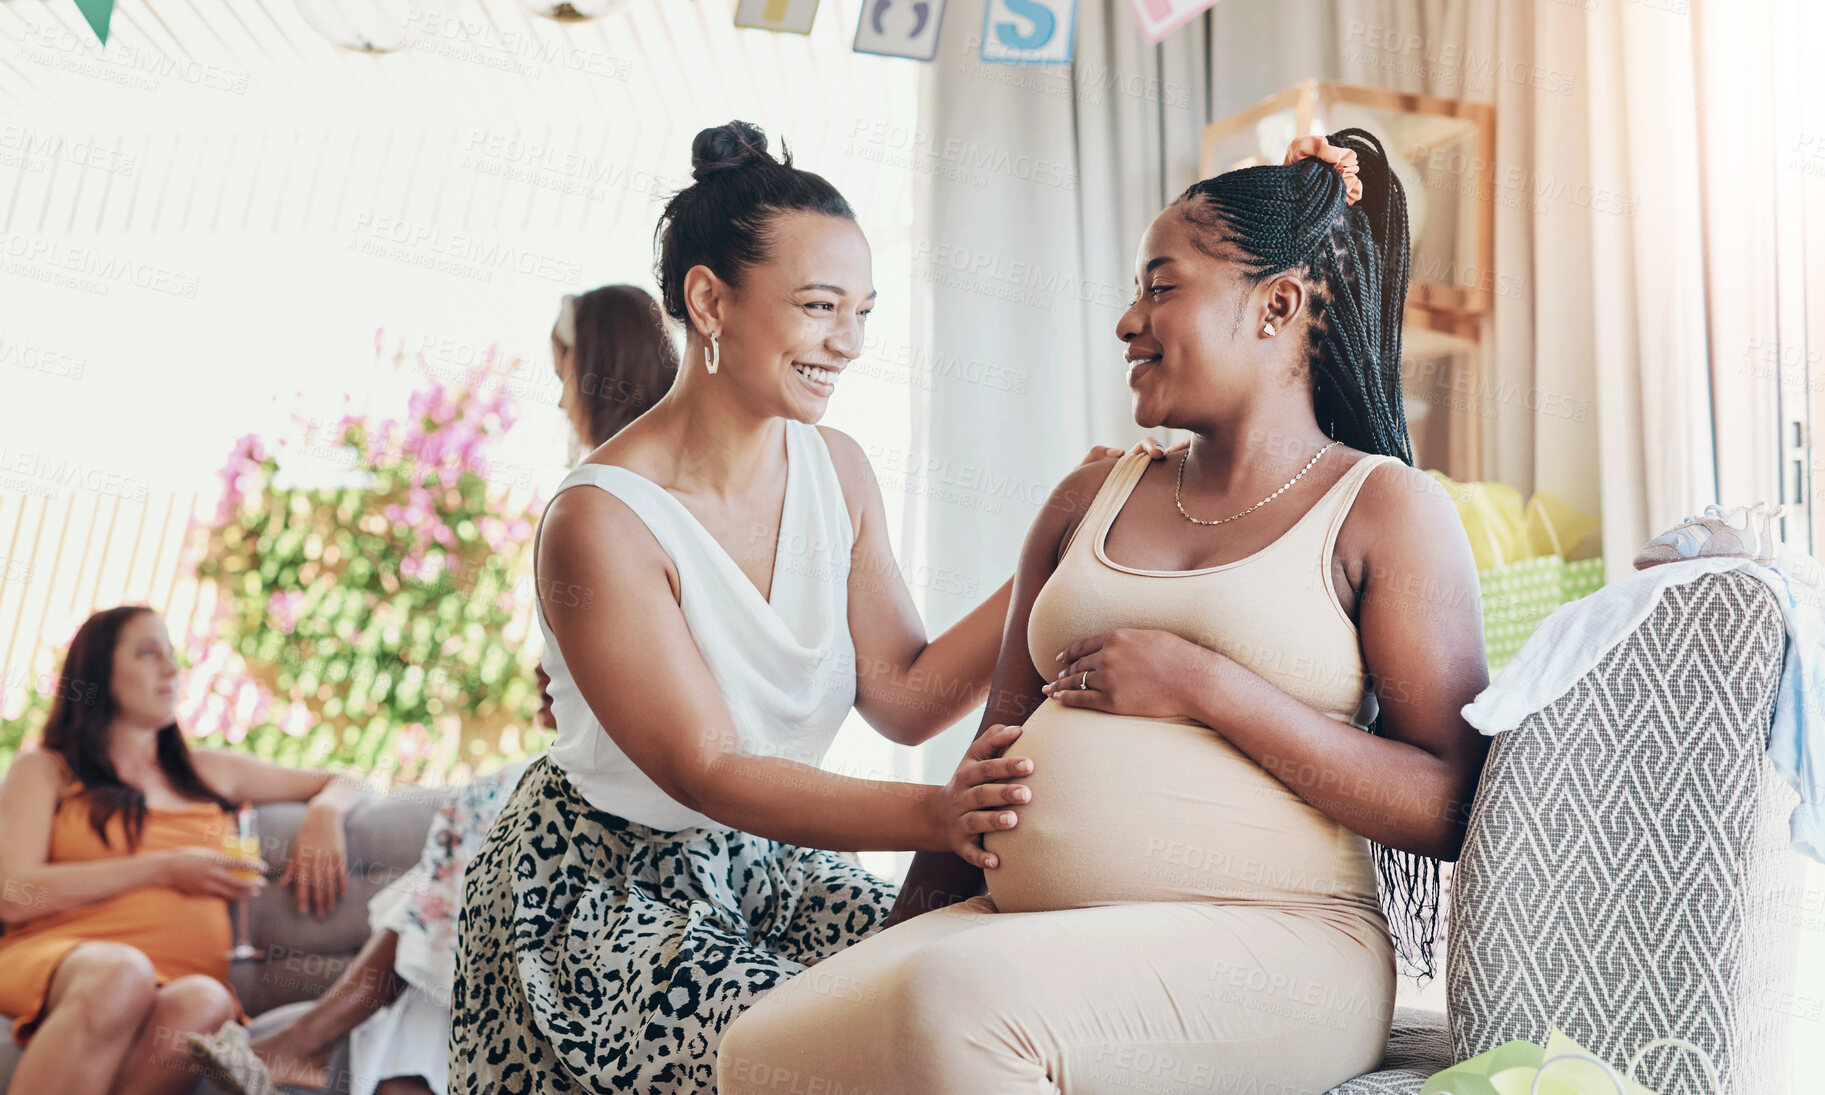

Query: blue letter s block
995 0 1055 50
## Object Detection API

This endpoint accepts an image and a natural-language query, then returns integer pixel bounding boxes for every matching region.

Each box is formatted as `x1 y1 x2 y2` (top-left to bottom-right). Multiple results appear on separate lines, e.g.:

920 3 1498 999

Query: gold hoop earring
705 332 720 375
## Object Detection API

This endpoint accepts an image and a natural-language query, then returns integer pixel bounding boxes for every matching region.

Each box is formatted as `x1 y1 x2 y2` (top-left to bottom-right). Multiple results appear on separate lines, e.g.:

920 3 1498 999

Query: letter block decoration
979 0 1075 64
735 0 820 35
1123 0 1219 45
854 0 948 61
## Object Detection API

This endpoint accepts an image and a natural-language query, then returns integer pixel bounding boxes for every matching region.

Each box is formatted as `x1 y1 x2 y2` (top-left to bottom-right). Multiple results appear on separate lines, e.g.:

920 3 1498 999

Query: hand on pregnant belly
934 722 1035 869
1041 627 1217 719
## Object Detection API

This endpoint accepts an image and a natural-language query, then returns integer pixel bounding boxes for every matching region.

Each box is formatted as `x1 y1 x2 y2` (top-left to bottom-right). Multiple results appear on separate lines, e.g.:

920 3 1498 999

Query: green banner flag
74 0 114 45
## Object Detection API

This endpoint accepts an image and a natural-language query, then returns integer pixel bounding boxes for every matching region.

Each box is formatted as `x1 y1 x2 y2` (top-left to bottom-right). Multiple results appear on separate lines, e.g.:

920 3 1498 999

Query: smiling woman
445 120 1042 1095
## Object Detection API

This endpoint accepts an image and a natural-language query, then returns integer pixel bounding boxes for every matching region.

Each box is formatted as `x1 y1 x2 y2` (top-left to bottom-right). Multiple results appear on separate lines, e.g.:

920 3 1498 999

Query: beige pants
716 894 1396 1095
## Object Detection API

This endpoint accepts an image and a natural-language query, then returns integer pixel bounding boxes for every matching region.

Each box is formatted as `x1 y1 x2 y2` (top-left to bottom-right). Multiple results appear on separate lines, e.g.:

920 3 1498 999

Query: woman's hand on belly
933 722 1034 870
1042 627 1221 720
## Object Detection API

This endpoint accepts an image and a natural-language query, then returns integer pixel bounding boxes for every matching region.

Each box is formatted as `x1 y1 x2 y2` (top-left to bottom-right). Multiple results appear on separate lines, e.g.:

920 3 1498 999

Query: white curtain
1332 0 1812 572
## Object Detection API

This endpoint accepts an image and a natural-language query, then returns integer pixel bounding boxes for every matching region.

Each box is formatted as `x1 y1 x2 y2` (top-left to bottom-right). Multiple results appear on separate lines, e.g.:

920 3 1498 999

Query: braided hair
1176 128 1441 985
654 121 856 330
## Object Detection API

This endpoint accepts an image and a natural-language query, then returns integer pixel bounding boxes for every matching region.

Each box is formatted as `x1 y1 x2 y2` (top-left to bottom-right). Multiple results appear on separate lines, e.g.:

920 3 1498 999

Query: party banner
979 0 1074 64
74 0 113 45
853 0 947 61
734 0 820 34
1124 0 1218 44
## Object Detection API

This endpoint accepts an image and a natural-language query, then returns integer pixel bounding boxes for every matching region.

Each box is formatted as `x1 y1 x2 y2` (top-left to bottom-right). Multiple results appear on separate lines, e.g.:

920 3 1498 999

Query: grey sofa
1327 568 1806 1094
2 569 1802 1093
0 788 440 1094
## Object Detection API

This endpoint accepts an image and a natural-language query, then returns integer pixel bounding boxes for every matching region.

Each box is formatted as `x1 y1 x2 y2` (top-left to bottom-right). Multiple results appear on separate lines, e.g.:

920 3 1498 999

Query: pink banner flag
1124 0 1217 44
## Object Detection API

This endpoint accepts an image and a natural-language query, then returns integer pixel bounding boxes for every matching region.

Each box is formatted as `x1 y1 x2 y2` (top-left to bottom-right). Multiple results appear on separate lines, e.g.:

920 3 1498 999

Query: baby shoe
1633 502 1783 570
186 1021 278 1095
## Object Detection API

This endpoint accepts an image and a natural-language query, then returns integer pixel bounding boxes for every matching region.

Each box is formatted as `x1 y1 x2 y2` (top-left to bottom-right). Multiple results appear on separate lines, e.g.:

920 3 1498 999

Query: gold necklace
1173 441 1339 526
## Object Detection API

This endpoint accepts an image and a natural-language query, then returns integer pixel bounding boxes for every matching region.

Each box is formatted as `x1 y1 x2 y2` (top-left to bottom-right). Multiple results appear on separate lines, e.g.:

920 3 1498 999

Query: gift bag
1427 473 1606 676
1419 1026 1720 1095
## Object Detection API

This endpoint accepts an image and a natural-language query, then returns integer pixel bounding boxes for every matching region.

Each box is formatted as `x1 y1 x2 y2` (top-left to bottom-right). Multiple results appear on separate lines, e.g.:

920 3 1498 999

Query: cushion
233 790 440 1015
1446 570 1804 1094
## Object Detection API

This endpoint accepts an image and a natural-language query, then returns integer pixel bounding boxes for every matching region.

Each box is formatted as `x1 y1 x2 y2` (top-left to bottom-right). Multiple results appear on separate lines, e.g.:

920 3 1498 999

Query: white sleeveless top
535 419 859 831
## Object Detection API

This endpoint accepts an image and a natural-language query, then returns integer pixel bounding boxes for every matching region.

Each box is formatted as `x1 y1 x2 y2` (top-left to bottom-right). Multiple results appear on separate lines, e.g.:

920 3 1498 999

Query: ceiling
0 0 920 238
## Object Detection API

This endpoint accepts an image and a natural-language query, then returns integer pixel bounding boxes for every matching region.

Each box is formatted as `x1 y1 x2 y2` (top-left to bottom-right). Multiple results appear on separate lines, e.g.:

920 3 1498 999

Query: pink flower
371 420 398 463
233 679 262 725
282 703 313 738
266 590 305 635
395 721 433 763
199 693 228 740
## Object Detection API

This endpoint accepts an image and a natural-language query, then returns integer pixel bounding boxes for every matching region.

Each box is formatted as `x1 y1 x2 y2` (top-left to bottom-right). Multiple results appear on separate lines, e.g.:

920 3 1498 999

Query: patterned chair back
1447 570 1805 1094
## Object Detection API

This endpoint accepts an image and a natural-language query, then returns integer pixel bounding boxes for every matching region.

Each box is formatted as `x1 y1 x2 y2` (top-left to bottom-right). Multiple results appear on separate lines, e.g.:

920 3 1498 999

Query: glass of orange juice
224 802 263 961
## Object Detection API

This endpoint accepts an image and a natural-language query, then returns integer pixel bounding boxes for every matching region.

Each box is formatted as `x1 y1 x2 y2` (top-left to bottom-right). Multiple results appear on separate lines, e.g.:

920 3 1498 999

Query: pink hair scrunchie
1283 136 1362 206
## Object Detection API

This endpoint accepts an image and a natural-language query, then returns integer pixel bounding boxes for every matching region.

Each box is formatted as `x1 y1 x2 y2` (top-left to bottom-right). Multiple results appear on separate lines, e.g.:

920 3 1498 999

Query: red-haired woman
0 605 365 1095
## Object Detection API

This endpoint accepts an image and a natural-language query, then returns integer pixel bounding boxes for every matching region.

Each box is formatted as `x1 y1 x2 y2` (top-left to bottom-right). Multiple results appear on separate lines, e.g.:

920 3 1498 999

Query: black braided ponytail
653 121 856 329
1176 128 1442 986
1176 127 1415 466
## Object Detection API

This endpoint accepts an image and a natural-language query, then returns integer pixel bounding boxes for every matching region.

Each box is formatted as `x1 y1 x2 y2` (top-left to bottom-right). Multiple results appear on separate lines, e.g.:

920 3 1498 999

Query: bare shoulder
1343 454 1469 573
189 746 249 778
1357 455 1455 528
187 747 247 801
2 748 73 804
540 477 677 602
1048 456 1124 560
813 423 866 474
814 423 870 492
814 423 871 534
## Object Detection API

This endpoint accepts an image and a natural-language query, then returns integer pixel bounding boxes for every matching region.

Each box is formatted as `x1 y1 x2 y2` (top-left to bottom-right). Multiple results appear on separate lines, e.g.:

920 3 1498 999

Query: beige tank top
1029 449 1398 727
982 449 1402 927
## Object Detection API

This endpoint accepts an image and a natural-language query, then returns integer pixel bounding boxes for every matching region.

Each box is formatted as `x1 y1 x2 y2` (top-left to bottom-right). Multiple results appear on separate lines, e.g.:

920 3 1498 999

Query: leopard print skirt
448 755 898 1094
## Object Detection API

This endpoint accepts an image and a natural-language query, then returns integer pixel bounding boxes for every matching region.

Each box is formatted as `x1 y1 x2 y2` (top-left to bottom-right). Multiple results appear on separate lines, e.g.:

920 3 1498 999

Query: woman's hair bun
655 120 849 326
690 121 780 182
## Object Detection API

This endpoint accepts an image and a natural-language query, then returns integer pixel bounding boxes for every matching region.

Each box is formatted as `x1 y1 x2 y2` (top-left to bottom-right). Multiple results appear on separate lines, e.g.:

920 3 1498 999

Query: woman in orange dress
0 605 367 1095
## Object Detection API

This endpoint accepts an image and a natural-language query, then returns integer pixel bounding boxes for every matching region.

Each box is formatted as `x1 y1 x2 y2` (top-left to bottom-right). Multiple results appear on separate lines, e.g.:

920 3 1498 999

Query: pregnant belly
982 700 1369 913
0 886 233 983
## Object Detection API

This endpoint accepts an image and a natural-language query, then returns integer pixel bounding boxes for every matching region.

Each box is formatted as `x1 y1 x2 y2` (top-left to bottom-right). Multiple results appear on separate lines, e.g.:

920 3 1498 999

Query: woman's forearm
305 771 370 819
876 577 1014 745
1 854 170 929
680 755 949 854
1183 652 1470 860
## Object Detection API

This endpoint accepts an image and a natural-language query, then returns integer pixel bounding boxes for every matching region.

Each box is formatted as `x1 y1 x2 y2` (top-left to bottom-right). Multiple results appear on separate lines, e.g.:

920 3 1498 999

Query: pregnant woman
718 130 1492 1094
447 121 1173 1094
0 606 364 1095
